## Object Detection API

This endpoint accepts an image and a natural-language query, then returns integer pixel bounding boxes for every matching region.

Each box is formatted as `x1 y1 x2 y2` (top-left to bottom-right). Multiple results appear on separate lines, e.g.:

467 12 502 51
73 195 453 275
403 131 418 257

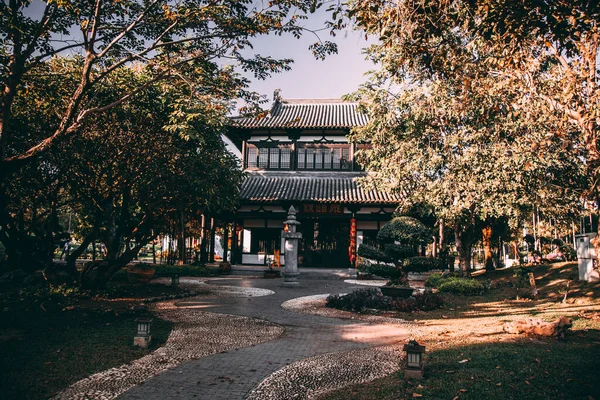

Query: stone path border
246 345 401 400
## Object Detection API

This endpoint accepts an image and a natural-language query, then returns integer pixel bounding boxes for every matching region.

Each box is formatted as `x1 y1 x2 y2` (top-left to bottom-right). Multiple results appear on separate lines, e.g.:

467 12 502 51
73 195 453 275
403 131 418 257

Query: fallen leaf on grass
417 385 424 389
412 393 423 398
458 359 469 363
525 381 530 385
442 315 449 319
535 358 541 363
496 383 502 387
446 370 455 374
459 389 467 393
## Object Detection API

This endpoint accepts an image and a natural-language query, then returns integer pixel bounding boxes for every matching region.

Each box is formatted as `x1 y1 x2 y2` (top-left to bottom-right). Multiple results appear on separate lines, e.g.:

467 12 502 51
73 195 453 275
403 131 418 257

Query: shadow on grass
0 306 172 400
321 332 600 400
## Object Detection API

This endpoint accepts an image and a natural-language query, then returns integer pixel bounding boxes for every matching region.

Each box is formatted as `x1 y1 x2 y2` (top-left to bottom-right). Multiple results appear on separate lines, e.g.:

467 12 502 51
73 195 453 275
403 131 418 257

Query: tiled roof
240 172 400 204
232 99 369 129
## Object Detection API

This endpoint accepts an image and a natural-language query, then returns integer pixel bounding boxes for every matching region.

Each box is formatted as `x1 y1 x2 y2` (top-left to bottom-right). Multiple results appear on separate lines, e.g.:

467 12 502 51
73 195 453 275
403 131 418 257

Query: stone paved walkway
118 270 410 400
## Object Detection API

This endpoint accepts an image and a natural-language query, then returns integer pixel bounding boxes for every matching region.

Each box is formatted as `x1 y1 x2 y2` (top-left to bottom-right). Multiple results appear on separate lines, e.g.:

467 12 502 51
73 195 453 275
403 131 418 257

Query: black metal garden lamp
403 339 426 379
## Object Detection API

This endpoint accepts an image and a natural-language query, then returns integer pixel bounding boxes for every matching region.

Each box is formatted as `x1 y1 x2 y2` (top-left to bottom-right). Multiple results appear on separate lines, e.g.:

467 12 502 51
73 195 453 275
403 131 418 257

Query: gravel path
54 272 414 400
247 345 402 400
116 275 411 400
53 284 281 400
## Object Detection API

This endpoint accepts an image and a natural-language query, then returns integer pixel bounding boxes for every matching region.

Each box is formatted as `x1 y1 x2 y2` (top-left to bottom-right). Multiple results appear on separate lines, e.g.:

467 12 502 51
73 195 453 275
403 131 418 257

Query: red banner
349 218 357 265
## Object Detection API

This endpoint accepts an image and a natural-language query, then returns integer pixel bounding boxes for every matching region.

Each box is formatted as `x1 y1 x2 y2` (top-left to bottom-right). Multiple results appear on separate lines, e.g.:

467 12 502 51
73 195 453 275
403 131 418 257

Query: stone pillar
282 206 302 287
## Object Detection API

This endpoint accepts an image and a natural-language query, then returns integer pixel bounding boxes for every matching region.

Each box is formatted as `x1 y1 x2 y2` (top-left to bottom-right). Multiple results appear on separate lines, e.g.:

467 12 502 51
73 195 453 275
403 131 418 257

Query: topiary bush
366 264 403 280
376 216 433 245
404 257 444 273
357 244 391 263
438 278 485 296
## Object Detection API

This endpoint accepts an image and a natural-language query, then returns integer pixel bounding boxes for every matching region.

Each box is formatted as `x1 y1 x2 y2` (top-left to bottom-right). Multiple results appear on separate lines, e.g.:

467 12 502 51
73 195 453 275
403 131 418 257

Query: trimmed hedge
438 278 485 296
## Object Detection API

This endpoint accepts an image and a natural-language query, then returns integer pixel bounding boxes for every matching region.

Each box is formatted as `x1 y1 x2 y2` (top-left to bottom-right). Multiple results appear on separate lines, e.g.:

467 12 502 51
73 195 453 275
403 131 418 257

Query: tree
53 66 243 288
0 0 336 269
340 0 597 262
358 216 434 286
340 0 587 271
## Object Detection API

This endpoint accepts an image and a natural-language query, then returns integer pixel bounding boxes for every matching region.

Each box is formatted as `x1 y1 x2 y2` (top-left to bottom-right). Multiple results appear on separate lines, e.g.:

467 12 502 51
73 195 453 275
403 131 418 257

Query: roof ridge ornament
273 89 282 104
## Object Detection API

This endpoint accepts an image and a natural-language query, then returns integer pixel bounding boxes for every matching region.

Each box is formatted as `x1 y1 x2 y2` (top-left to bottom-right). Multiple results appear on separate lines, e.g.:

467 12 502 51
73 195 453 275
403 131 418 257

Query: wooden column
209 218 216 263
231 221 238 264
223 222 229 263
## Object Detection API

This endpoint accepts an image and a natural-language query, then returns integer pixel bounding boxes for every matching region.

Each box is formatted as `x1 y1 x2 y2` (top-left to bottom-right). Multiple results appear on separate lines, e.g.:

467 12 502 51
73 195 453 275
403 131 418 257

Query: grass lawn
0 282 176 400
321 262 600 400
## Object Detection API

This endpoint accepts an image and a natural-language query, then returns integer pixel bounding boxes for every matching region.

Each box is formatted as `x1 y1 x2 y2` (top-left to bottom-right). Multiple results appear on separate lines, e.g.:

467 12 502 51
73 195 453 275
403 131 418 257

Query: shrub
357 244 391 263
366 264 402 280
425 272 461 288
154 264 219 277
438 278 485 295
425 273 444 288
326 288 388 312
376 216 433 245
559 245 577 261
326 289 444 312
383 243 416 260
404 257 444 273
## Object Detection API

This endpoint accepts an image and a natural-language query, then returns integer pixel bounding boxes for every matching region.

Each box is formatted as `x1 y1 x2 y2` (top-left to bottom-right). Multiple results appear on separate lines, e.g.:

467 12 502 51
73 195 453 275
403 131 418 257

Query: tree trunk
455 225 473 275
79 242 146 289
482 225 495 270
438 218 445 254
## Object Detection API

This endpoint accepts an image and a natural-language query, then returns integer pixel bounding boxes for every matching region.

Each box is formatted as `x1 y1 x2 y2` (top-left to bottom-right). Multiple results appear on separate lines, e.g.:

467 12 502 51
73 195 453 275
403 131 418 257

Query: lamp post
403 339 426 379
134 318 153 348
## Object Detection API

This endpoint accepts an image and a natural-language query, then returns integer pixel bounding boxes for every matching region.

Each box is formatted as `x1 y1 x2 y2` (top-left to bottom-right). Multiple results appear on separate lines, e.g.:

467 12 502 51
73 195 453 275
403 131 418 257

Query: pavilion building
226 98 400 268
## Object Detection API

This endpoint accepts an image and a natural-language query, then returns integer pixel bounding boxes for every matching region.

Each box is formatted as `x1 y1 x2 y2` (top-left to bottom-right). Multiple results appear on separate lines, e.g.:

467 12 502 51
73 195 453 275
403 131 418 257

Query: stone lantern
134 317 153 348
403 339 426 379
282 206 302 287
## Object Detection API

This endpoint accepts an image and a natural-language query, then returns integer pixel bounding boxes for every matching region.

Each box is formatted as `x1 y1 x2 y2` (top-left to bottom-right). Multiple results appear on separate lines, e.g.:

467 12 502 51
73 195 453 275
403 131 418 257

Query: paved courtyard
61 268 412 400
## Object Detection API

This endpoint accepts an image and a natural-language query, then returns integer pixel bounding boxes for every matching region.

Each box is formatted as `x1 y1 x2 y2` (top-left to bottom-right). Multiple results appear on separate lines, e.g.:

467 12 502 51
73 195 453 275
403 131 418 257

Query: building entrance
299 218 350 267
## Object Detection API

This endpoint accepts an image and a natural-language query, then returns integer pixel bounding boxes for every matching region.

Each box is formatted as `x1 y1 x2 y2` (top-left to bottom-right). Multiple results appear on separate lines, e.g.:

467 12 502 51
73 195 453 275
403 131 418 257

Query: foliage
403 257 444 273
560 245 577 261
341 0 587 272
326 288 443 312
438 278 485 296
425 272 464 288
0 0 337 272
153 264 219 278
552 238 564 247
382 244 416 260
357 244 391 263
376 216 433 245
366 264 402 280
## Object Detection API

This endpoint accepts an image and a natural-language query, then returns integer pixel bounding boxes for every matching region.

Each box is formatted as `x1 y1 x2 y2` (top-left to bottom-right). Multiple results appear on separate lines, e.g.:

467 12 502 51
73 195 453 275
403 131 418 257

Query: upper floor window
246 143 292 170
297 144 351 170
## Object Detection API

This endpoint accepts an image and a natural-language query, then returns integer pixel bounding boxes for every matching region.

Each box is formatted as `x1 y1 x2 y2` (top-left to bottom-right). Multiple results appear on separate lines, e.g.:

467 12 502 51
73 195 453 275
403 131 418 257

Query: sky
237 8 375 106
